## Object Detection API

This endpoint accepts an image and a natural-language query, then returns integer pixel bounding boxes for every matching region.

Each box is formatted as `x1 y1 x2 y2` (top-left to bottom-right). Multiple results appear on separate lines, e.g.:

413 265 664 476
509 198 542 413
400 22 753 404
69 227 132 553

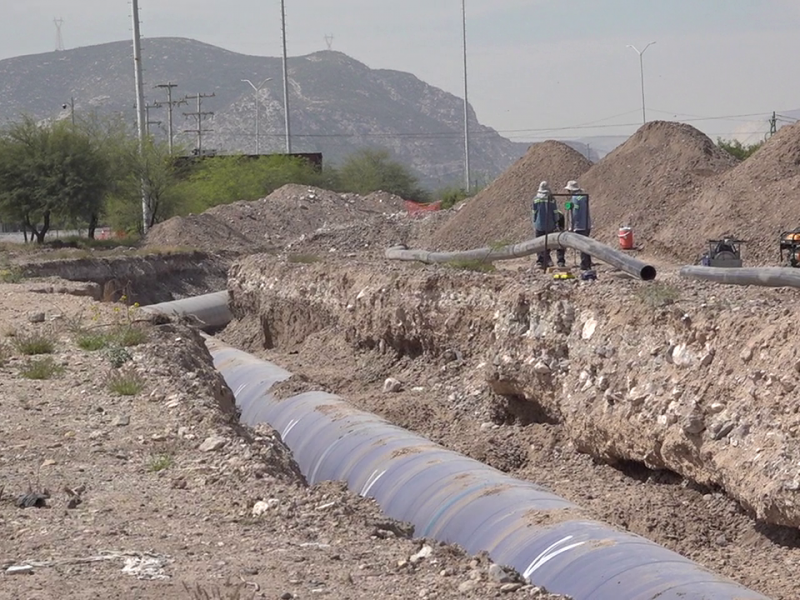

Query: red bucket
618 227 634 250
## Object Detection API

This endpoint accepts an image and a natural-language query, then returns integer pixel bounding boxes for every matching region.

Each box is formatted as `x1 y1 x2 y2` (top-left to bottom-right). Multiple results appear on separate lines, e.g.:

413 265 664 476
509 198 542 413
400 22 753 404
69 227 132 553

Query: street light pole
242 78 273 154
280 0 292 154
627 42 656 125
461 0 471 192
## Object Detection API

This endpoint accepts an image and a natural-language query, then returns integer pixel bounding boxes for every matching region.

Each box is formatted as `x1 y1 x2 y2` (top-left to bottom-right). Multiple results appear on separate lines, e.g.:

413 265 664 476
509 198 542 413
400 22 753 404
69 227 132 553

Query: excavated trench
17 251 228 304
212 254 800 600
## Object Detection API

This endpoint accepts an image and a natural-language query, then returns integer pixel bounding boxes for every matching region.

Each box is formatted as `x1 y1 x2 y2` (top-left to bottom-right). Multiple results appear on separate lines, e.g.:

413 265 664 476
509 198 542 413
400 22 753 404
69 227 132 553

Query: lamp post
280 0 292 154
461 0 471 192
242 78 273 154
626 42 656 125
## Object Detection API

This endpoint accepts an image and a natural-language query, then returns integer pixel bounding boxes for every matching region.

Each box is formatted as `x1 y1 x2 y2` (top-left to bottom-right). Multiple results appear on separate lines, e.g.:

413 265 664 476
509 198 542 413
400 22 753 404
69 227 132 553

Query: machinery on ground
780 230 800 267
701 238 745 268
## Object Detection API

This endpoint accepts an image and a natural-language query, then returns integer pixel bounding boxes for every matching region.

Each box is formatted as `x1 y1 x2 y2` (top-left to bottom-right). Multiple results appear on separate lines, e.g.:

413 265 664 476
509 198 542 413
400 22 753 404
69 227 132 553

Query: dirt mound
145 184 409 255
145 212 257 254
428 141 592 250
579 121 739 254
658 120 800 264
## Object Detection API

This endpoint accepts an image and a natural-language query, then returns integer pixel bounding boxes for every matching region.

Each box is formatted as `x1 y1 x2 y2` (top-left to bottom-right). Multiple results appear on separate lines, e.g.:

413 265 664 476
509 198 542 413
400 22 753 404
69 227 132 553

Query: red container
618 227 634 250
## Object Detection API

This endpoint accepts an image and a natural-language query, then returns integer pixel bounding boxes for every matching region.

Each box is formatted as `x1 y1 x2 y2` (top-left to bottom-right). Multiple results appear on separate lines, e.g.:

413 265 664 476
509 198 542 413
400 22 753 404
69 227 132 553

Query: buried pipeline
385 232 657 281
142 292 771 599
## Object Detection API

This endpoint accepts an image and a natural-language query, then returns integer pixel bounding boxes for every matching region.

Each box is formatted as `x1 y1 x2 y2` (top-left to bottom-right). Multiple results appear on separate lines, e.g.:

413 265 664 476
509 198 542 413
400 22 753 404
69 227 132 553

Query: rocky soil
221 254 800 600
0 281 569 600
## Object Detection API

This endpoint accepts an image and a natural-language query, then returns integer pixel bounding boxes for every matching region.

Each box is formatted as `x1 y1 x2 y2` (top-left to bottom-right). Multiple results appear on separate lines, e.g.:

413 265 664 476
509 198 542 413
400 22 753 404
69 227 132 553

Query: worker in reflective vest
532 181 565 269
564 180 592 271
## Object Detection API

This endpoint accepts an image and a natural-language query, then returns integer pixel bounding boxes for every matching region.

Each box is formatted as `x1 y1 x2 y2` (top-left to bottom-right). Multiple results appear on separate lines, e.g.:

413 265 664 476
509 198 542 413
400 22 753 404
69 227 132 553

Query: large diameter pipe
386 232 657 281
680 265 800 288
141 291 231 331
203 336 769 600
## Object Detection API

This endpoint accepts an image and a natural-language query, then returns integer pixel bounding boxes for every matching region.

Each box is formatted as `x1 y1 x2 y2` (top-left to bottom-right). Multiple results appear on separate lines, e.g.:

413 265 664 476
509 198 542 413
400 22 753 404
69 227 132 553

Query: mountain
0 37 533 189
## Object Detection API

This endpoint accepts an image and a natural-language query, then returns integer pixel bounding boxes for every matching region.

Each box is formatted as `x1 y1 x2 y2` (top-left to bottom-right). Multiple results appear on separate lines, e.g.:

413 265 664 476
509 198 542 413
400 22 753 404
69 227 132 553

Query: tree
0 117 109 243
717 137 764 160
337 148 428 201
175 154 335 214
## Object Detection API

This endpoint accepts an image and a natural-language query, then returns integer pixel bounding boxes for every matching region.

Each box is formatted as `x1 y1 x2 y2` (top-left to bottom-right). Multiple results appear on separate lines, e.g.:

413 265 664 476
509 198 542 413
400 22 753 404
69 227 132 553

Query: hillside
0 37 530 189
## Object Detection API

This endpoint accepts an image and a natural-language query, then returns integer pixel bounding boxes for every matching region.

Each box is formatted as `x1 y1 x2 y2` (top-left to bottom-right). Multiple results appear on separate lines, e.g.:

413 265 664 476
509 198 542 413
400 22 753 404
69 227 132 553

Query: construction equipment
780 230 800 267
702 238 745 268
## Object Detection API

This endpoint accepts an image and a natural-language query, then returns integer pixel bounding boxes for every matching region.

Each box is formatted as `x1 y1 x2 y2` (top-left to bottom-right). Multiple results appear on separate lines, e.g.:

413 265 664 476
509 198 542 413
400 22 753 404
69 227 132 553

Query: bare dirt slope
579 121 739 255
428 141 592 250
145 185 411 256
658 120 800 264
222 255 800 600
0 281 567 600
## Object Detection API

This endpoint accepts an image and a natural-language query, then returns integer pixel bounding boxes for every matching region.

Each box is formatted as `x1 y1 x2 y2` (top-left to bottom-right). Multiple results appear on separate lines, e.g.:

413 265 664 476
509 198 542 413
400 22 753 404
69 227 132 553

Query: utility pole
769 111 778 138
144 102 161 137
130 0 150 233
183 93 215 156
155 82 184 154
242 78 273 154
280 0 292 153
461 0 471 192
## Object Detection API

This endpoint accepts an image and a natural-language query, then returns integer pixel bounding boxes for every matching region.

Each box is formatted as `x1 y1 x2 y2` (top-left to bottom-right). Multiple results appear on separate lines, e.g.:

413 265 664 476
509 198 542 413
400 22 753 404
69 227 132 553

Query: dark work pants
534 230 565 268
575 229 592 270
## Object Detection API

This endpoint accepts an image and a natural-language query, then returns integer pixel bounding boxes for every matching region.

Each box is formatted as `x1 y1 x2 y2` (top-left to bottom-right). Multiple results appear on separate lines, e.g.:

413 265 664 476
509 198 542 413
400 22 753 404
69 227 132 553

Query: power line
183 92 216 155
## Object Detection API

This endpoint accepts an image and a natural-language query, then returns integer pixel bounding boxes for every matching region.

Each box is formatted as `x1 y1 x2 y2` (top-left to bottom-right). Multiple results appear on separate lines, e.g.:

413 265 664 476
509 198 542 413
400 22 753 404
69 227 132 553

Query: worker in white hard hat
564 180 592 271
531 181 565 269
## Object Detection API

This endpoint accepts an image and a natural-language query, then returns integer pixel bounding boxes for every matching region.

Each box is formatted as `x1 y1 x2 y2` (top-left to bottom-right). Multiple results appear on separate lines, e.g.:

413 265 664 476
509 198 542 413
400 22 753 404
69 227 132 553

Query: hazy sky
2 1 799 144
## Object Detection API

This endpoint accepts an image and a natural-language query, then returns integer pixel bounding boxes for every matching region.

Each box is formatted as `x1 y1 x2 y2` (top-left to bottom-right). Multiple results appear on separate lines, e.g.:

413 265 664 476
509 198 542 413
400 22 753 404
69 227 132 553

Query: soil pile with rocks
427 141 592 250
579 121 739 254
658 120 800 264
145 184 410 256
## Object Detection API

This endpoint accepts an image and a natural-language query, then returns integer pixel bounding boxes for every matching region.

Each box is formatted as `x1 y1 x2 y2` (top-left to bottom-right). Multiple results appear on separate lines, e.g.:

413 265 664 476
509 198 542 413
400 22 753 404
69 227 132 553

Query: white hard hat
564 180 581 191
537 181 551 194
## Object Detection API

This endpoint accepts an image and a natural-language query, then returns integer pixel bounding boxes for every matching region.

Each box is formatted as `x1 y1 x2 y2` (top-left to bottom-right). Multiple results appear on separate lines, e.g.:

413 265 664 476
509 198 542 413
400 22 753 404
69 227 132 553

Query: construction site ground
5 118 800 600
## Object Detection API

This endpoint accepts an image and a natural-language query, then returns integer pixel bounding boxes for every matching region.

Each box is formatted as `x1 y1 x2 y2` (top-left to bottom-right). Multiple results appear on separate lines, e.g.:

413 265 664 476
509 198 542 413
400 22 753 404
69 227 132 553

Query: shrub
14 332 55 355
106 367 145 396
20 357 64 380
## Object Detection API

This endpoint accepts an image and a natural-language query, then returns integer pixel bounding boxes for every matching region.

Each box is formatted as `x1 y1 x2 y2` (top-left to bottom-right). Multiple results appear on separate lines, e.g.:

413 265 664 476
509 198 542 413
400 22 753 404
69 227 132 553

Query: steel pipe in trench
386 232 657 281
680 265 800 288
140 290 231 331
144 295 771 599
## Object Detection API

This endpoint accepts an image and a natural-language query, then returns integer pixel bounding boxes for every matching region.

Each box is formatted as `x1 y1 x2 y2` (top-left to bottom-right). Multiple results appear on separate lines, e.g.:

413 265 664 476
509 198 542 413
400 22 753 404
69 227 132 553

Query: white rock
410 544 433 564
383 378 403 393
199 436 228 452
581 318 597 340
252 501 271 517
532 361 551 375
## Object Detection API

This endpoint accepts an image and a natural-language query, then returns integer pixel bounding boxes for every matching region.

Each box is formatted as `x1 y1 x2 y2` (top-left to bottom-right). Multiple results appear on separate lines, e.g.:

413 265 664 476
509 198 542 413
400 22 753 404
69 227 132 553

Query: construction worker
564 180 592 271
532 181 565 269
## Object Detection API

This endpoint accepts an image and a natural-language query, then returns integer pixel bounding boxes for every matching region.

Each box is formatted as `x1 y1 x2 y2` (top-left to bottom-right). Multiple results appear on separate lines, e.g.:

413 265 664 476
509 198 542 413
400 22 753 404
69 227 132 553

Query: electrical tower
54 18 65 51
155 82 185 154
324 34 334 51
769 111 778 138
183 93 215 155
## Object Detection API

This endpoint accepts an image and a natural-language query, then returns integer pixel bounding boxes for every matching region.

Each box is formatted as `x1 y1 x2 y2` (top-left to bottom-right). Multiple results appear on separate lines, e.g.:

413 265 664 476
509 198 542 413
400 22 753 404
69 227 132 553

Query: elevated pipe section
386 232 657 281
202 336 769 600
680 265 800 288
141 290 231 331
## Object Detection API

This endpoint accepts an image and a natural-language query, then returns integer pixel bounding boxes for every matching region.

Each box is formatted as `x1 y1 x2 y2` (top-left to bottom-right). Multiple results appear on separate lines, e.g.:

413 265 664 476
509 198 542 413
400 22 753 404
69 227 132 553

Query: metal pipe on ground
386 232 657 281
191 333 768 600
680 265 800 288
140 290 231 331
